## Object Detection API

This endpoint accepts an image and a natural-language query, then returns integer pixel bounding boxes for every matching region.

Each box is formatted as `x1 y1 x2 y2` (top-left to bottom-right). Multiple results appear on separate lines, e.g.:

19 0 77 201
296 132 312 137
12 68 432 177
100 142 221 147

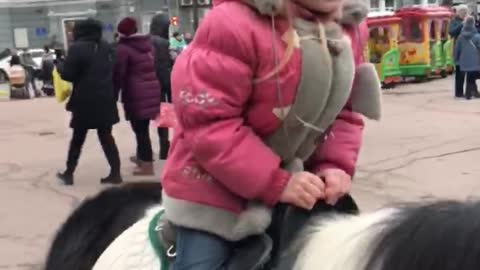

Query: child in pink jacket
161 0 381 268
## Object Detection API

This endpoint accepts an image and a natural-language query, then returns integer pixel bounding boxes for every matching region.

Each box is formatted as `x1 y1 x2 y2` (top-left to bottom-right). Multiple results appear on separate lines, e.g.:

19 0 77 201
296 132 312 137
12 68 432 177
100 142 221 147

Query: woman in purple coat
114 17 161 175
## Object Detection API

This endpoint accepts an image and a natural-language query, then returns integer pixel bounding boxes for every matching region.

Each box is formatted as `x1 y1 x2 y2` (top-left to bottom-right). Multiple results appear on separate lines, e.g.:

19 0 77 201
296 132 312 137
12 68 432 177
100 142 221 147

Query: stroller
8 65 31 99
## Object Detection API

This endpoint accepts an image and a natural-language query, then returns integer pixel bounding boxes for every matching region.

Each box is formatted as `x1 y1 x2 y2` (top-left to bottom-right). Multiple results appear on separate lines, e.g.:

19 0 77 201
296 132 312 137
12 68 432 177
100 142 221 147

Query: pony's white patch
93 204 164 270
292 208 398 270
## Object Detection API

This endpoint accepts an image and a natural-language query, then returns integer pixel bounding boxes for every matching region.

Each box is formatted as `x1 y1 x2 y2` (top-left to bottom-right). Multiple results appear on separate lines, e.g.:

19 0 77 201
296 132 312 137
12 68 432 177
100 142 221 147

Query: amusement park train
366 6 455 88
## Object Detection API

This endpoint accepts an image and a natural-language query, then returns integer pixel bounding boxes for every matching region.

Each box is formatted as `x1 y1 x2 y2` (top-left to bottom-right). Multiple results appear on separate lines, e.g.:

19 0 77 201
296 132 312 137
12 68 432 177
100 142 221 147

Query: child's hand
318 168 352 205
280 172 325 210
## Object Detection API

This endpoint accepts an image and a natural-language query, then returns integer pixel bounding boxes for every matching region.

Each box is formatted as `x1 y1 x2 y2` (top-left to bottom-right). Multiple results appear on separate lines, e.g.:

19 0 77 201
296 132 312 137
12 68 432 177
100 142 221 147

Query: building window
370 0 380 9
386 0 395 10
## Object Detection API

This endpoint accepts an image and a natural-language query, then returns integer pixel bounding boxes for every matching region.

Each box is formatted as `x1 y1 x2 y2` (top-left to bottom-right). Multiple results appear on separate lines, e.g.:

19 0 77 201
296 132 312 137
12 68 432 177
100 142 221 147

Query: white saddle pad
93 205 165 270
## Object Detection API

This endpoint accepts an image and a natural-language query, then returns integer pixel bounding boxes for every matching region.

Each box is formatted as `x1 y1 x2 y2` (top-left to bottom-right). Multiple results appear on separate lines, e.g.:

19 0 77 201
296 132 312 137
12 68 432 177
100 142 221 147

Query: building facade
0 0 169 51
0 0 465 51
369 0 449 11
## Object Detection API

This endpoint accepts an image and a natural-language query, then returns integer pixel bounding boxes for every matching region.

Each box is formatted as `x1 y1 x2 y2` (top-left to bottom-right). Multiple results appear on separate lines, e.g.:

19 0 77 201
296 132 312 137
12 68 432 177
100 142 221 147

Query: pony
44 182 480 270
44 182 162 270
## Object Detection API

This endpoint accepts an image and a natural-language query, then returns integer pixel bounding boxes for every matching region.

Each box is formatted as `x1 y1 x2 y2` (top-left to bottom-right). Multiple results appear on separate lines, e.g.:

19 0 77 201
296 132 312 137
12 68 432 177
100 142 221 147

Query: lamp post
193 0 199 32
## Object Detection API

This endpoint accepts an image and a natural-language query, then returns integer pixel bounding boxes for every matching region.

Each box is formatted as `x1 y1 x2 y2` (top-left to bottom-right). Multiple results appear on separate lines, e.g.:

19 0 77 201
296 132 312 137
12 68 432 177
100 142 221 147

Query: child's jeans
171 227 232 270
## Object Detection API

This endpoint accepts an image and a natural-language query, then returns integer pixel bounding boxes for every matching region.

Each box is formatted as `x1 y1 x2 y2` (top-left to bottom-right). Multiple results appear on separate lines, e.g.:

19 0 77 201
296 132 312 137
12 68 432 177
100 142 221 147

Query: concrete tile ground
1 77 480 269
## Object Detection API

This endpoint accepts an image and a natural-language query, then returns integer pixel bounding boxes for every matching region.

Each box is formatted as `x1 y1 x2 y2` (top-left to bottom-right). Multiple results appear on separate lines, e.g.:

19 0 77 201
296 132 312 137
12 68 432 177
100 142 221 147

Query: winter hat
456 4 468 17
73 18 103 42
117 17 138 37
464 16 475 28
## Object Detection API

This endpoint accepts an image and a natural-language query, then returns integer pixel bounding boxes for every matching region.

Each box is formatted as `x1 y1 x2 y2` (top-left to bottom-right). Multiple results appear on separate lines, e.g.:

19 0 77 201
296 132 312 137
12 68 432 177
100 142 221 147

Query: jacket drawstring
270 14 293 153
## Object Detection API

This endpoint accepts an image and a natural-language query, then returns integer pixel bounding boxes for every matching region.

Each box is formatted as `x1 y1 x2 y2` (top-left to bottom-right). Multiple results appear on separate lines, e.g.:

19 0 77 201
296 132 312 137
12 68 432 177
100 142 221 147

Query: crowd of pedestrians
56 14 180 185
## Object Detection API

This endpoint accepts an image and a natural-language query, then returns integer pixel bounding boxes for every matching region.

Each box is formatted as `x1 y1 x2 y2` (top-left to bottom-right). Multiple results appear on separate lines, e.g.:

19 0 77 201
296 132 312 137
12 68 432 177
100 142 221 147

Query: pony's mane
290 207 396 270
365 200 480 270
44 182 162 270
292 200 480 270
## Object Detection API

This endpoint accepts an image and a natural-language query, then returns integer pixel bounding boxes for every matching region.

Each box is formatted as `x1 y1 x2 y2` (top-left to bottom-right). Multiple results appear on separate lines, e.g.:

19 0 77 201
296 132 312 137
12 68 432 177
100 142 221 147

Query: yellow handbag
53 67 72 102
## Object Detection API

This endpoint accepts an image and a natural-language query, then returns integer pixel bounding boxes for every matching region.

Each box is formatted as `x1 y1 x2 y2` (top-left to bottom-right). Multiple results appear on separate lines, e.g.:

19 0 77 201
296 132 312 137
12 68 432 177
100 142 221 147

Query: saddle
153 195 359 270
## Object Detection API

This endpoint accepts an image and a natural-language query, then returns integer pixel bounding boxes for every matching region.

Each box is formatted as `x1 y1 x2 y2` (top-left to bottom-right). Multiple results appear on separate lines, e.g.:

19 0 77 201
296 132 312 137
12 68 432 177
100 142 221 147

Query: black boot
98 131 122 184
129 155 139 165
57 171 74 185
59 129 86 186
160 141 170 160
158 127 170 160
101 173 123 184
465 84 473 100
455 67 465 98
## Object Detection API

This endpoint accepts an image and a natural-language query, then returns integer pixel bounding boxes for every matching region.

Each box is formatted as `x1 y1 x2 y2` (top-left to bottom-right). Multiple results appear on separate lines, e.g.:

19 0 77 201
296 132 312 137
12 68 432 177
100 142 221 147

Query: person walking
449 4 468 98
57 18 122 185
53 48 65 66
8 55 25 82
169 32 187 61
19 50 42 97
454 16 480 100
114 17 161 175
150 13 172 159
40 45 55 96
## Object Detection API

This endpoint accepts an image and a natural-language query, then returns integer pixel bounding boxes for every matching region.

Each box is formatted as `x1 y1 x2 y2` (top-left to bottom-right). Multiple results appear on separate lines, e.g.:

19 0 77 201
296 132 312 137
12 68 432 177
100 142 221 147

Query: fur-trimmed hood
73 18 103 42
215 0 368 26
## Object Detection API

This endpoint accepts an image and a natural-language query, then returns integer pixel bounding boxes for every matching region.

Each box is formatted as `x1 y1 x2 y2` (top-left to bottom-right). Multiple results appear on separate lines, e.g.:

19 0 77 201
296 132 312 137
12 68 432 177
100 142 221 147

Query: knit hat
465 16 475 28
117 17 138 36
456 4 468 17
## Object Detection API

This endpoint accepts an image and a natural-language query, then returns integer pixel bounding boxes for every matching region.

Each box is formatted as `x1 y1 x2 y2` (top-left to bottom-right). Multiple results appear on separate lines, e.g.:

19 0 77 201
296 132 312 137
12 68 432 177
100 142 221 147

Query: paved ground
1 77 480 269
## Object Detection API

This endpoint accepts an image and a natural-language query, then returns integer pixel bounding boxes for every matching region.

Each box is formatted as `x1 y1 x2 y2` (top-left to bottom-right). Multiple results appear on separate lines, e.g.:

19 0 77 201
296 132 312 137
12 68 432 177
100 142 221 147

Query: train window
409 19 423 42
441 20 448 40
399 23 406 42
430 20 437 40
369 27 390 63
399 18 424 42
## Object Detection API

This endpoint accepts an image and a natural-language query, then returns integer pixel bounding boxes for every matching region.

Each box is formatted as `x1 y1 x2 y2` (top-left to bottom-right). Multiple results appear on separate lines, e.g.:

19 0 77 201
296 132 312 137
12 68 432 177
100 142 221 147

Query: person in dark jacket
449 4 468 98
20 50 42 97
54 48 65 66
150 13 172 160
41 45 55 96
57 18 122 185
114 17 162 175
454 16 480 100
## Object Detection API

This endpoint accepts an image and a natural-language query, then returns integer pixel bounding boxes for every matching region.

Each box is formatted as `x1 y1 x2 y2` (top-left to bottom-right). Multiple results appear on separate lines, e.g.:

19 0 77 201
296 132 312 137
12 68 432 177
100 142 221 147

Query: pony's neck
290 209 397 270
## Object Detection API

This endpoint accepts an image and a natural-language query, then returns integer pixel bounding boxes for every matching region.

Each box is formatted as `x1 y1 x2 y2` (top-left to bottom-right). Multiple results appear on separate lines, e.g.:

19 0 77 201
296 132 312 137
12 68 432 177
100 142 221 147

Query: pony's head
290 200 480 270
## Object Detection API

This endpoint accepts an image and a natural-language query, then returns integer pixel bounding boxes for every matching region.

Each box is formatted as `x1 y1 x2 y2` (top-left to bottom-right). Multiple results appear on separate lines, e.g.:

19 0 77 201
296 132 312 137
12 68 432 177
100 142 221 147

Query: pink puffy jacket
162 0 367 215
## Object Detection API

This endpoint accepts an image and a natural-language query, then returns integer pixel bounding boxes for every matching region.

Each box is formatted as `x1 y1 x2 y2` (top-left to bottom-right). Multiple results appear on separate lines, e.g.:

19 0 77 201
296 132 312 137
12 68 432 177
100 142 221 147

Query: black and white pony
45 182 480 270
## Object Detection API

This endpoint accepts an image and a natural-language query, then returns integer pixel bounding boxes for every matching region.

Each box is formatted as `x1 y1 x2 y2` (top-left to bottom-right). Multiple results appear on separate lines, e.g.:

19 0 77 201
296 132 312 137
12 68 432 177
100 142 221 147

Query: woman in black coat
57 18 122 185
149 13 172 160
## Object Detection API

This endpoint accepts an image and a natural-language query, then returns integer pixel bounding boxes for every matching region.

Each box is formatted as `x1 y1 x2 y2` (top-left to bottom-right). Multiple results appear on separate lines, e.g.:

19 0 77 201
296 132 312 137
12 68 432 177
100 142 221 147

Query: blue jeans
172 227 232 270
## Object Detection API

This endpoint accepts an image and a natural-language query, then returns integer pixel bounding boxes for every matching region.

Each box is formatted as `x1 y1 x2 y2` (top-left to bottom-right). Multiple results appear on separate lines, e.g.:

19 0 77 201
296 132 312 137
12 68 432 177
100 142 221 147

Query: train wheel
441 70 447 78
382 82 395 89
